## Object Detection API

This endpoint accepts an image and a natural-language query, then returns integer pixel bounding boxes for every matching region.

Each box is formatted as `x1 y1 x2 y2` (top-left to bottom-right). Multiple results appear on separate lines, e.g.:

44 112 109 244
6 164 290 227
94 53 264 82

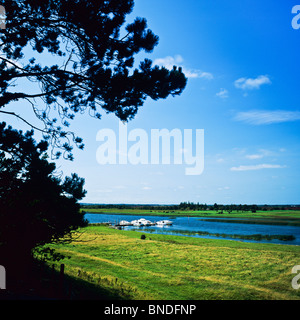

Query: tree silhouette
0 0 187 159
0 122 87 272
0 1 187 294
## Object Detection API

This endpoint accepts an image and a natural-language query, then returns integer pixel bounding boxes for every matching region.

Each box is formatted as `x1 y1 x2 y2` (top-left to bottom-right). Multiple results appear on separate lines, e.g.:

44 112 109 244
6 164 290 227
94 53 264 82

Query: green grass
81 208 300 217
141 227 296 241
47 225 300 300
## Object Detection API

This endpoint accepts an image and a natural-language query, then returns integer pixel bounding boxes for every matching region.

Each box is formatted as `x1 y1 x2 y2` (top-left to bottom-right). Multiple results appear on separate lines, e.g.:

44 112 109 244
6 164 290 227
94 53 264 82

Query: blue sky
3 0 300 204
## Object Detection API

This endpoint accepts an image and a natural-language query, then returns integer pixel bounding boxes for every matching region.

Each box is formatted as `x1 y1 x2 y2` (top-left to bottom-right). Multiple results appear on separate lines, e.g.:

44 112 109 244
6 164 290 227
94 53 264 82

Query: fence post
59 263 65 298
0 265 5 289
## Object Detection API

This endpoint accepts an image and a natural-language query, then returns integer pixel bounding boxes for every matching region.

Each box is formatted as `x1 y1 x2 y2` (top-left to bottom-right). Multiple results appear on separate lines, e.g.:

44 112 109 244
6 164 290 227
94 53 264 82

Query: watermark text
292 5 300 29
96 122 204 176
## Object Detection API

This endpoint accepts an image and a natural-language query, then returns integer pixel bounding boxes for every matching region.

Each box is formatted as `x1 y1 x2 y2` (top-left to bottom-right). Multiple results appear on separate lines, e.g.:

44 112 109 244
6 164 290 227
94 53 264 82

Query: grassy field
47 225 300 300
82 208 300 218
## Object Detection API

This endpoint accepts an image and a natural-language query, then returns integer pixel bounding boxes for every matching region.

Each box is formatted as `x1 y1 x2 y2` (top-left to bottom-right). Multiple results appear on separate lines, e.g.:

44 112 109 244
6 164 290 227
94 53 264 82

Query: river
85 213 300 246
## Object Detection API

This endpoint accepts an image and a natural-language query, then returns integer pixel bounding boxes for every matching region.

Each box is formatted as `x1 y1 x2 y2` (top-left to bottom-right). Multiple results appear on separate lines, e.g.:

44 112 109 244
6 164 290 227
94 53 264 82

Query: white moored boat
156 220 173 226
138 218 152 226
131 218 153 226
131 220 142 226
119 220 132 226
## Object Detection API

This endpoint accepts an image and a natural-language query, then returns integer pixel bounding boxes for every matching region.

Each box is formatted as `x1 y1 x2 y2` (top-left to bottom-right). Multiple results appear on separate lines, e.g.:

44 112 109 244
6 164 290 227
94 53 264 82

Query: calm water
85 213 300 246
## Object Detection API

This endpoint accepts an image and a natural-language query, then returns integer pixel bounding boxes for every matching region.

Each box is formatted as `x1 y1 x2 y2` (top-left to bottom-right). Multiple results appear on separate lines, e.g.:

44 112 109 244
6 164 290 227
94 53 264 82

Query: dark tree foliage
0 122 87 269
0 0 187 159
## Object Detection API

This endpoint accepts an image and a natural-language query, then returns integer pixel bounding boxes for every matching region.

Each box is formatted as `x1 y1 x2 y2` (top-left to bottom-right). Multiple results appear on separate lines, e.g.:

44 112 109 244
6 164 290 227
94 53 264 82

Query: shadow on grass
0 261 125 300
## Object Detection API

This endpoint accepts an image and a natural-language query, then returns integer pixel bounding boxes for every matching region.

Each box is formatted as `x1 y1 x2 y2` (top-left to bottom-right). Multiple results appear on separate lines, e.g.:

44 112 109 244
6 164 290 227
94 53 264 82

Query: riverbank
141 227 296 242
199 217 300 227
47 225 300 300
81 208 300 227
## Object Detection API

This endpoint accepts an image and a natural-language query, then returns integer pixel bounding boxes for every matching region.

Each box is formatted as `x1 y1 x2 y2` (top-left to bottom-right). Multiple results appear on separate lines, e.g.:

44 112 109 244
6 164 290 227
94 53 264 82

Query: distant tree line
81 202 299 212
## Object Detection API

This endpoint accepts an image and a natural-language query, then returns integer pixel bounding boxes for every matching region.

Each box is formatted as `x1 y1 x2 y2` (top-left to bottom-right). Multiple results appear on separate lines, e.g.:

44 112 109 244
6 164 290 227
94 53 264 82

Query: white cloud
142 186 152 190
245 150 272 160
153 55 213 80
216 88 229 99
149 171 164 176
234 110 300 125
153 55 183 68
218 186 230 191
230 164 286 171
234 75 271 90
245 154 264 160
198 72 214 80
95 189 113 193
